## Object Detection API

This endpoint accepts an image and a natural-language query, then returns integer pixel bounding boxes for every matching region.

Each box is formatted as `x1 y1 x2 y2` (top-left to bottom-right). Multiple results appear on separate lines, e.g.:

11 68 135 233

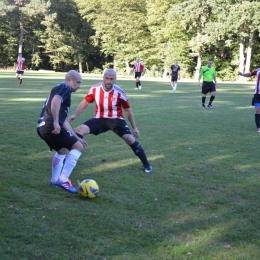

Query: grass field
1 71 260 260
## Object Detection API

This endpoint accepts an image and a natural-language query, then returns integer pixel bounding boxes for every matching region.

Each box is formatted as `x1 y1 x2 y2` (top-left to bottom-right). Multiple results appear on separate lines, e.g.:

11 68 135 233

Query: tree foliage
0 0 260 80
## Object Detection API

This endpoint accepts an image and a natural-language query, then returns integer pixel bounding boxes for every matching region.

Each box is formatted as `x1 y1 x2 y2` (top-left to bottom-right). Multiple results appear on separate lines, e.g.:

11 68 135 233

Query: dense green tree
169 0 218 79
40 0 96 72
75 0 151 74
0 0 260 78
0 0 51 69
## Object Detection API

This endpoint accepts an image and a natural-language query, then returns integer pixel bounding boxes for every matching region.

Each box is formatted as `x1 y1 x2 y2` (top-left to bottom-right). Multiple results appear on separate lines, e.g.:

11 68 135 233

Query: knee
72 141 85 152
76 124 89 135
123 134 135 145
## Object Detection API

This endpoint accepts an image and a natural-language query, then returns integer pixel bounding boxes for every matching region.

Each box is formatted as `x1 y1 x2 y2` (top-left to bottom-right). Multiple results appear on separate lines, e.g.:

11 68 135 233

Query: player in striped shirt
239 69 260 132
15 53 25 86
69 68 152 173
133 57 144 90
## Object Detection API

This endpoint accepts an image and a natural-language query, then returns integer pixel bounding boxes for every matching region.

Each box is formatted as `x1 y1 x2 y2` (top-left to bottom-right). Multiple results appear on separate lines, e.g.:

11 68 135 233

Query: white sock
171 83 174 88
51 153 66 183
59 149 82 182
174 84 177 90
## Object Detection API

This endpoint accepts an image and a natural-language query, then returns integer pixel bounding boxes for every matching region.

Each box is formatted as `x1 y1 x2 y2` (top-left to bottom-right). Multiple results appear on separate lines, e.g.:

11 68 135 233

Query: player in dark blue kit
170 60 180 92
37 70 87 194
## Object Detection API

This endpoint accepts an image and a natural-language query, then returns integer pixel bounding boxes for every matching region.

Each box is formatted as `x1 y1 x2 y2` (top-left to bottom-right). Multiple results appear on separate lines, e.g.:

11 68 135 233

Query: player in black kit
37 70 87 194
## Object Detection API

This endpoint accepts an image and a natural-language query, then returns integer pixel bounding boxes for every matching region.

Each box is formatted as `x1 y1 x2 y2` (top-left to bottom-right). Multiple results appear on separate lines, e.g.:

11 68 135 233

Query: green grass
1 71 260 259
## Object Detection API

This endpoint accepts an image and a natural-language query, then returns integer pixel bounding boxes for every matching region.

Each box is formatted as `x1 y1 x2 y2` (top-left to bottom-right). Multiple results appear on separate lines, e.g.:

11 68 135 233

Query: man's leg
122 134 152 173
255 106 260 131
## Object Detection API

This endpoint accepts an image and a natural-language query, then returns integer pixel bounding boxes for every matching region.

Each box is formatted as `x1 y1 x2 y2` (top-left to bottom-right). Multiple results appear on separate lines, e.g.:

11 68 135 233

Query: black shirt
37 82 72 130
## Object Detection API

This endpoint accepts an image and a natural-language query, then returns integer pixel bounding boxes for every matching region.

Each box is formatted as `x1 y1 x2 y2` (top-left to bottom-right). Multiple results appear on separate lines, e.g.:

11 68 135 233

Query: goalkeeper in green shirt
198 59 217 109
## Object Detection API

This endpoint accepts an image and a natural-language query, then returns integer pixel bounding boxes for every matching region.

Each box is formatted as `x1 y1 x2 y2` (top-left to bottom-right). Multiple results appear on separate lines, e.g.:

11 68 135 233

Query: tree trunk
163 67 168 79
79 62 82 73
18 12 24 53
239 36 245 82
245 30 254 73
194 54 202 80
125 61 131 75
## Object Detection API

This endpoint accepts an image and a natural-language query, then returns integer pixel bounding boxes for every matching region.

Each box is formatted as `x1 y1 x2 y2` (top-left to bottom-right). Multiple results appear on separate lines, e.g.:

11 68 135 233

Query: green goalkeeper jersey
199 66 216 82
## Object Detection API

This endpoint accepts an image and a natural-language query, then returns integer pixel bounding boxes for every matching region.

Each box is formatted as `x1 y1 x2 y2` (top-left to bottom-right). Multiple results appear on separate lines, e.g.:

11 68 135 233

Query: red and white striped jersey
85 82 130 119
133 62 144 72
16 57 25 71
251 68 260 94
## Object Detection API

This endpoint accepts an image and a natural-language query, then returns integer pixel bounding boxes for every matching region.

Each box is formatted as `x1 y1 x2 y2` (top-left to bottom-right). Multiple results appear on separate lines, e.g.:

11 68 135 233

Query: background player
15 53 25 86
239 69 260 132
170 60 181 92
198 59 217 109
133 57 145 90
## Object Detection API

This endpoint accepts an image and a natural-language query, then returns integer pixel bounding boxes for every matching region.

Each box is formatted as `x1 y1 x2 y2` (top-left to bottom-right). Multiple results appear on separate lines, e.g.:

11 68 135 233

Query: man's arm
239 72 252 77
51 96 62 134
68 99 89 123
124 107 140 138
213 75 217 84
198 75 202 86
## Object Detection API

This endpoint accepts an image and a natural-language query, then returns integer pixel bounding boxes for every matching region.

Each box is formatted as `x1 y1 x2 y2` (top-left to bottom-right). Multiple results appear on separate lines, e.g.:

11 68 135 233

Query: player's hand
68 115 76 124
132 128 140 138
238 72 242 76
198 82 201 86
52 122 61 134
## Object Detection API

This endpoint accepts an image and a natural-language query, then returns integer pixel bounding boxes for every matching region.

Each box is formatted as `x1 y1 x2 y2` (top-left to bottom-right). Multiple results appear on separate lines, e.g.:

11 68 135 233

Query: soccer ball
78 179 99 198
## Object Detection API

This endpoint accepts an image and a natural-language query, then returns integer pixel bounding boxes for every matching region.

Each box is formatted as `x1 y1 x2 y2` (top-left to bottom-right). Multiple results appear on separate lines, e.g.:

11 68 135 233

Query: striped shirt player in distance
15 53 25 86
68 68 152 173
133 57 145 90
37 70 87 194
239 69 260 132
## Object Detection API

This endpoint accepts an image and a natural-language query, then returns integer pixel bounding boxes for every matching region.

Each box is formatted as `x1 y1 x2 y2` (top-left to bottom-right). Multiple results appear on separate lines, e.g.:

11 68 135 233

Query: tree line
1 0 260 81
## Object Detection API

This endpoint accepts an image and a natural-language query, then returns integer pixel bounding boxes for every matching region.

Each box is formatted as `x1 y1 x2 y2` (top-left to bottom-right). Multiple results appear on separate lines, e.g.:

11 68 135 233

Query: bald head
103 69 116 91
65 70 82 92
104 68 116 77
65 70 80 81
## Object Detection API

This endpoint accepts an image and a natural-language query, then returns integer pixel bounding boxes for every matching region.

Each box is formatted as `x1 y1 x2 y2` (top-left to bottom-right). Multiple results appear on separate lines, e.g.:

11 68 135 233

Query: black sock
130 141 149 166
255 114 260 128
209 95 215 105
202 97 206 105
76 133 83 139
136 82 139 88
139 81 141 87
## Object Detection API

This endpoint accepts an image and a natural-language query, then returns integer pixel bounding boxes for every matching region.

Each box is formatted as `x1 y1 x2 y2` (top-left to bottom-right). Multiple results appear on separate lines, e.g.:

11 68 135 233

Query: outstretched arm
124 107 140 138
68 99 89 123
239 72 252 77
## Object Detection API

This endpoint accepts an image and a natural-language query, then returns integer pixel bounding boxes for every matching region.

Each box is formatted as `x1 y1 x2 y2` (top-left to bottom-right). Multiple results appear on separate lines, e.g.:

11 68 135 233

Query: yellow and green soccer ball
78 179 99 198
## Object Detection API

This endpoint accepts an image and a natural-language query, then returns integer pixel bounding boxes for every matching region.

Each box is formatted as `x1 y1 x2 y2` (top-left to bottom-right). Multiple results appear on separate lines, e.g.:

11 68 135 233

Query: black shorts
37 127 78 151
202 82 216 94
135 72 142 78
16 71 24 75
171 75 178 82
82 118 132 137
